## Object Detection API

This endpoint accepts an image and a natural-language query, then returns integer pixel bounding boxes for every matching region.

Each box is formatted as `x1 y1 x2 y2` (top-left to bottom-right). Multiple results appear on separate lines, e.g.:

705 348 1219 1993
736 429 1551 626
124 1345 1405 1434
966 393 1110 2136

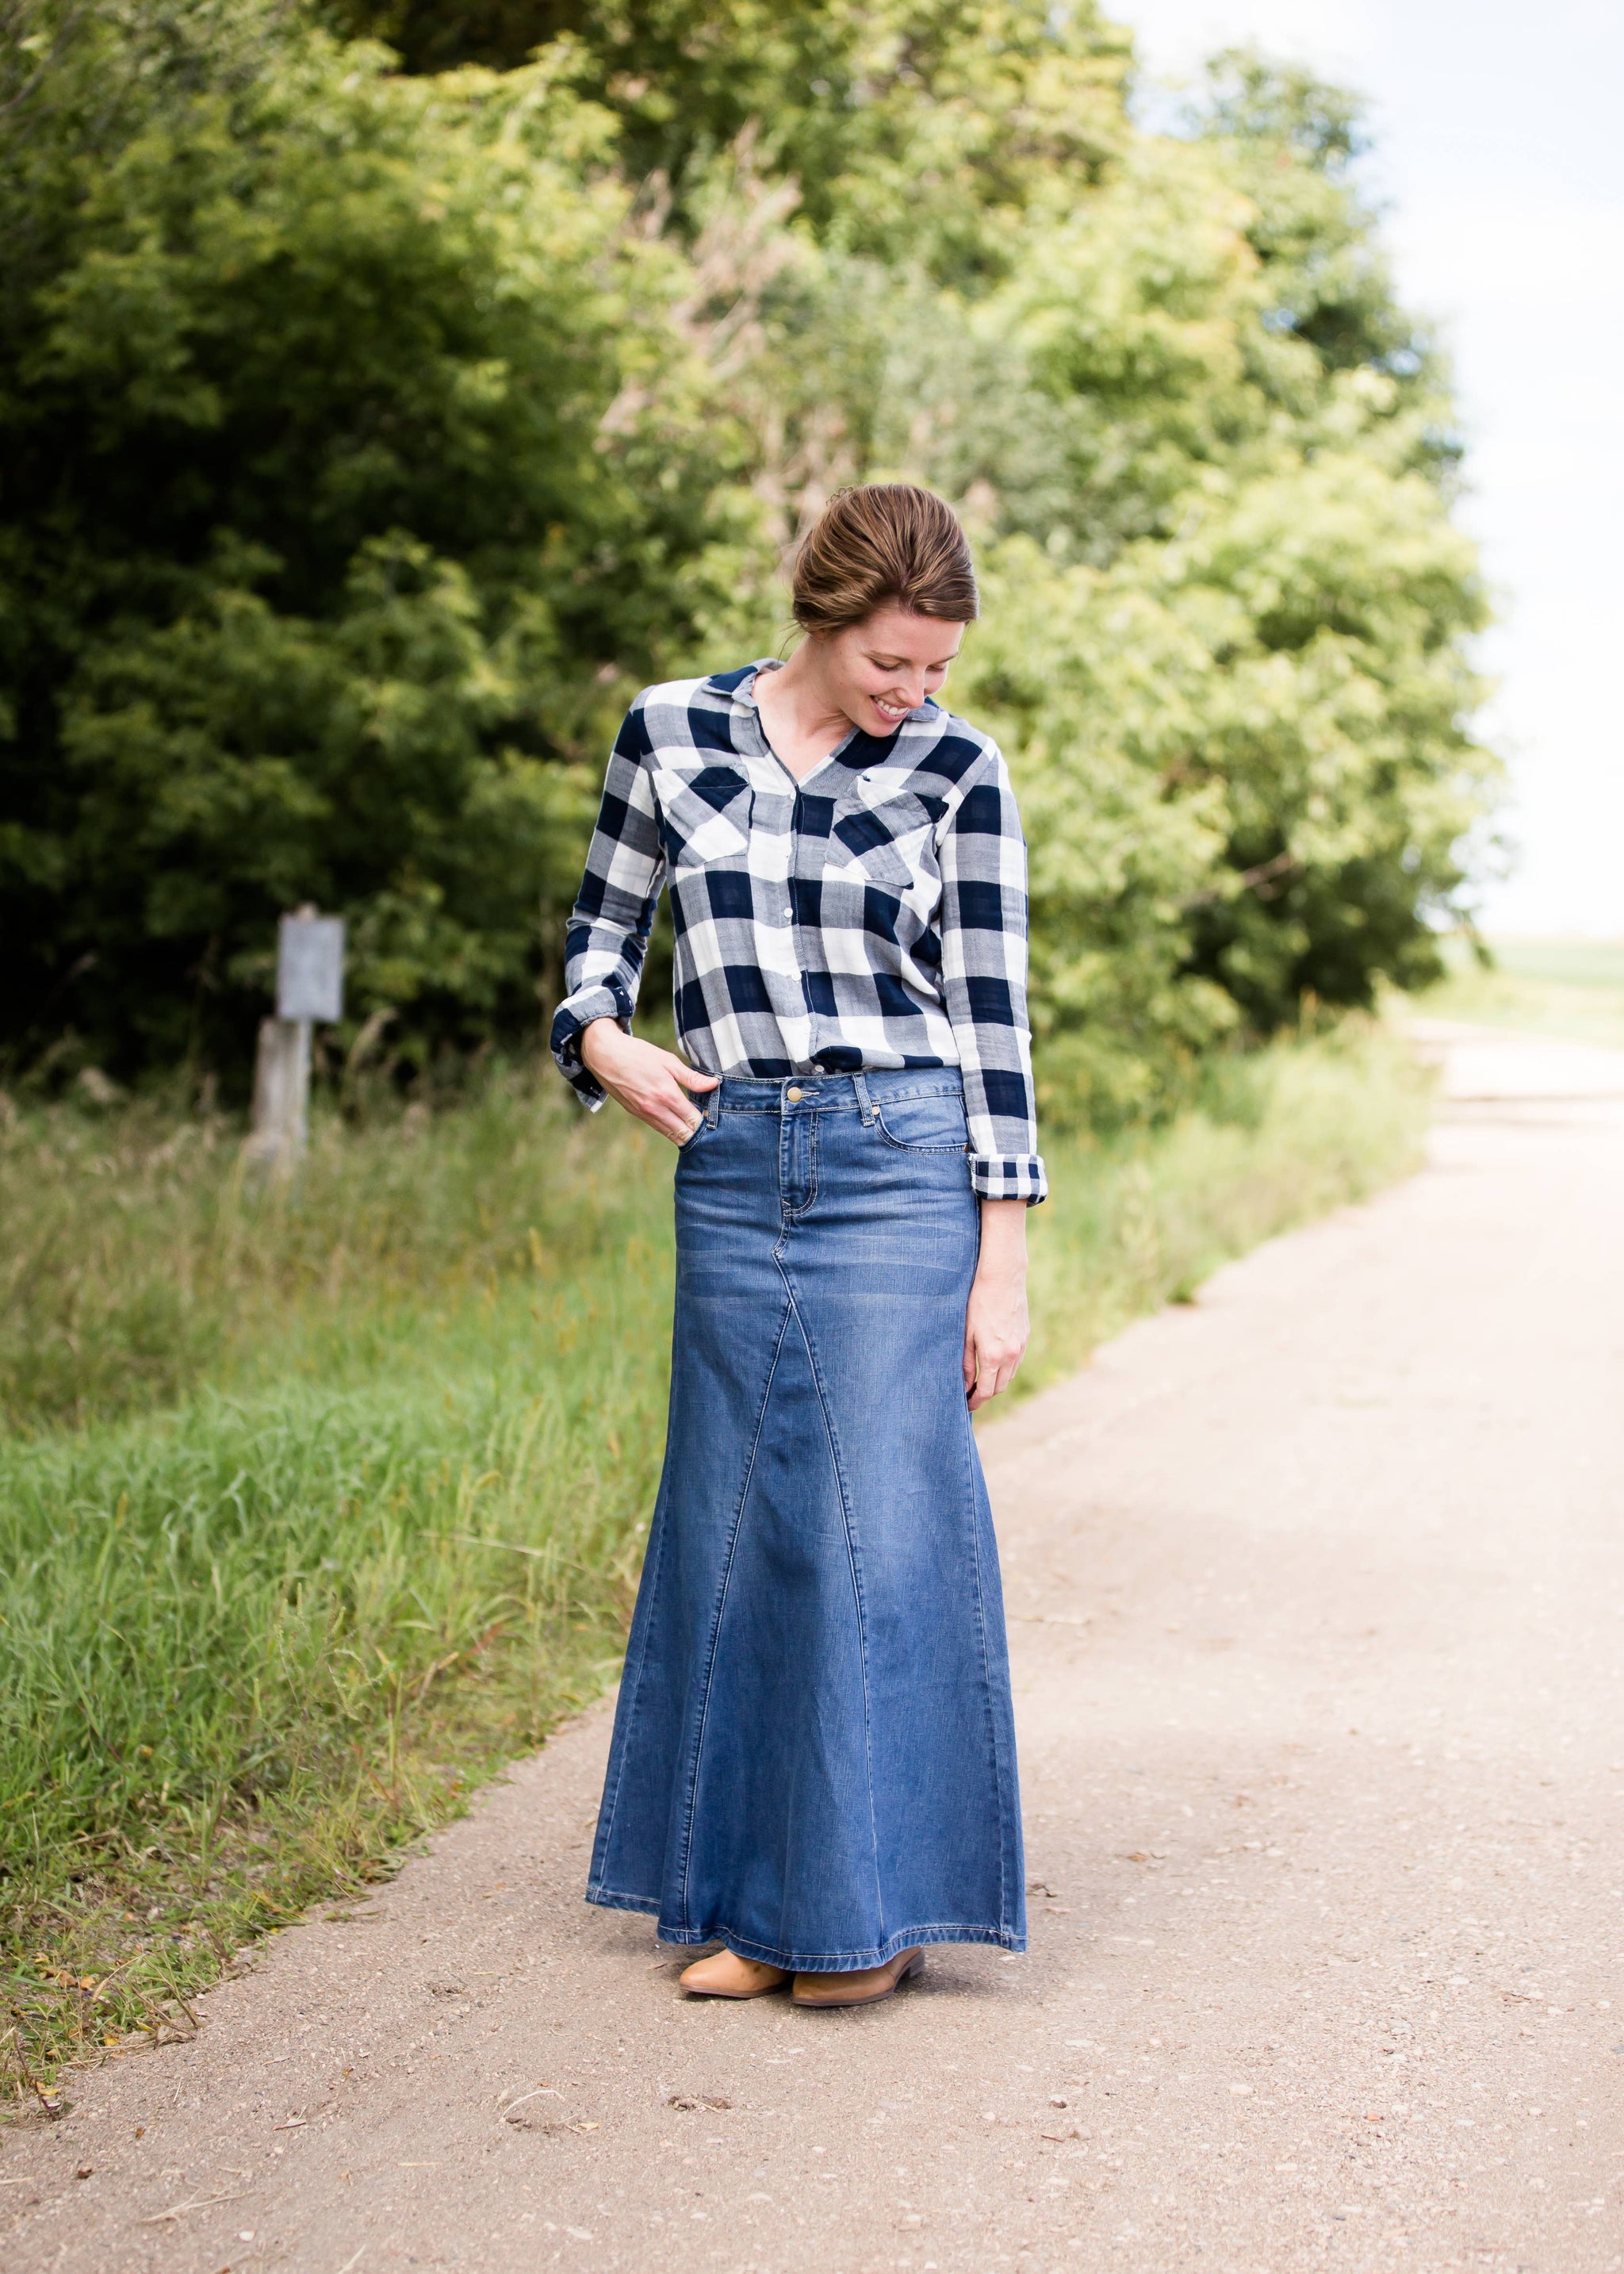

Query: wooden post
244 1017 312 1176
245 905 345 1177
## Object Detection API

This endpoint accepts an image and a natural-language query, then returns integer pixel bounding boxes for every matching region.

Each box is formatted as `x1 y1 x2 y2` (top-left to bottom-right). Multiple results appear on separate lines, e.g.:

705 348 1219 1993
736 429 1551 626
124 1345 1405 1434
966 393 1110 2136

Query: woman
551 484 1045 2008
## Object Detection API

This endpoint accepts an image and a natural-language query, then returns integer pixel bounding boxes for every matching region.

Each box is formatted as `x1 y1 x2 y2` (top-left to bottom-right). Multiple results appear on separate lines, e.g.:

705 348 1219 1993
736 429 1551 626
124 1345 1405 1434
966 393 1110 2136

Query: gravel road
5 1020 1622 2274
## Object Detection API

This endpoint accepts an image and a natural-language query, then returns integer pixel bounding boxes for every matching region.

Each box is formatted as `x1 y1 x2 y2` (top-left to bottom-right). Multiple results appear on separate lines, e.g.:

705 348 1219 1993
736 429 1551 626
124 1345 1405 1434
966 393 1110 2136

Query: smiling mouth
875 697 910 720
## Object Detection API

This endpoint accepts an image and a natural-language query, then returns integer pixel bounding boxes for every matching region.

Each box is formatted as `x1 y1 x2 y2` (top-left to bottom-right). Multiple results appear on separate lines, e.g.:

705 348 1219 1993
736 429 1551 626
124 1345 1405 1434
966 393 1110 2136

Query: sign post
245 907 346 1176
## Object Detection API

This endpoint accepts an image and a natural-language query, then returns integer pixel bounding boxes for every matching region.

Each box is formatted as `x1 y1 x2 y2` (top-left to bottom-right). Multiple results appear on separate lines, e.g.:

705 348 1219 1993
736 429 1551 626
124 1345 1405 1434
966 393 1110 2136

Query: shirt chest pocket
653 765 754 869
823 790 936 895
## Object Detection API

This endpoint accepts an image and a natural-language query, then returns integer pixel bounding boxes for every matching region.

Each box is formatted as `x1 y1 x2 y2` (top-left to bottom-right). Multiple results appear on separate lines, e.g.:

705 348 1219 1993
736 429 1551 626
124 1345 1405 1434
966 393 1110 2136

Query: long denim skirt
585 1067 1026 1971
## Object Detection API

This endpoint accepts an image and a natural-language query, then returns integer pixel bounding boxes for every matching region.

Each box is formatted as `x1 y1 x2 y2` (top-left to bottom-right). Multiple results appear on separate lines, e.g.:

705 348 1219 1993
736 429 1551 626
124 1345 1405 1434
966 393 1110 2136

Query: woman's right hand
580 1018 720 1145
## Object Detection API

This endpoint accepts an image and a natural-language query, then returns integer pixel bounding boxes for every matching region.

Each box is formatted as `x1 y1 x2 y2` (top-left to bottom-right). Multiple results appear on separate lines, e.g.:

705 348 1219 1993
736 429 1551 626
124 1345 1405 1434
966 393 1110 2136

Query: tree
0 3 1497 1112
1 1 728 1074
320 0 1128 253
657 54 1494 1114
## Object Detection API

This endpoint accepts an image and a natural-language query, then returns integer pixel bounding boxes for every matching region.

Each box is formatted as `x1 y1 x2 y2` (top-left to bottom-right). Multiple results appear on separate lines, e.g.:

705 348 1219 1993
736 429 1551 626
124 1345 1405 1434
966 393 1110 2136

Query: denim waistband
700 1067 963 1124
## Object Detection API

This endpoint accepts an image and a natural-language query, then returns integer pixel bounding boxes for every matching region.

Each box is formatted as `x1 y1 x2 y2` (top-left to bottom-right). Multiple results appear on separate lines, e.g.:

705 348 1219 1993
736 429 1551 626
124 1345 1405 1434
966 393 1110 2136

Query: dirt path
6 1022 1623 2274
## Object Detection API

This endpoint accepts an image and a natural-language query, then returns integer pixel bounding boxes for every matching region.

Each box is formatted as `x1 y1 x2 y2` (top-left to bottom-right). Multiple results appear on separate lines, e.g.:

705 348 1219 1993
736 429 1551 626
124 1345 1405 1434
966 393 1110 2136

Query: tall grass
1 1026 1431 2106
0 1072 667 1433
1025 1022 1434 1385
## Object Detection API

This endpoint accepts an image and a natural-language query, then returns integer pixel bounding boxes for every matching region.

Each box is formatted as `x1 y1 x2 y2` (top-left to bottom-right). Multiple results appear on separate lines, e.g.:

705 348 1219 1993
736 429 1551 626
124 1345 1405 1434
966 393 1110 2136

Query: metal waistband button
786 1085 803 1102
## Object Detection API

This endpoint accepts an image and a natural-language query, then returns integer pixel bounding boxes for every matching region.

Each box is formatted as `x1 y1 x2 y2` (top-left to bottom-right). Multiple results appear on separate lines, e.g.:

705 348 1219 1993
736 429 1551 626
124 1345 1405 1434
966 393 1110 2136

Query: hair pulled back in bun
791 483 979 635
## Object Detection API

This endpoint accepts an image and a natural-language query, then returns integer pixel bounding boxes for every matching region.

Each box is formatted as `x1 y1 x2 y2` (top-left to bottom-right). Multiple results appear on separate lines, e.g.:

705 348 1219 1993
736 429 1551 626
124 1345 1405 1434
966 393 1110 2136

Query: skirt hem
584 1885 1026 1970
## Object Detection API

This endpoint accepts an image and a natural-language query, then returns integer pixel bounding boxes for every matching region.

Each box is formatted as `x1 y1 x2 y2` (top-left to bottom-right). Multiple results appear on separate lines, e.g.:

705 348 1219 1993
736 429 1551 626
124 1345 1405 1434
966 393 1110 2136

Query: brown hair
791 483 979 635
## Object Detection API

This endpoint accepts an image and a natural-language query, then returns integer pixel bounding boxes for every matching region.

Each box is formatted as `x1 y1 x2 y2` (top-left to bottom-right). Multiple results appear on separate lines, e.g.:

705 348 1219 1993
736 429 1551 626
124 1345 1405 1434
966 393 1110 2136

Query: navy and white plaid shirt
551 661 1046 1203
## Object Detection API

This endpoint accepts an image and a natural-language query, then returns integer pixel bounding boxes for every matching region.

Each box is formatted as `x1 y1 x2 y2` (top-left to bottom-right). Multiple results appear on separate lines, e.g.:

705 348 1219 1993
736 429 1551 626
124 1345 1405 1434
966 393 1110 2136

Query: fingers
605 1072 705 1145
965 1341 1025 1409
653 1087 706 1145
664 1104 705 1145
670 1061 721 1093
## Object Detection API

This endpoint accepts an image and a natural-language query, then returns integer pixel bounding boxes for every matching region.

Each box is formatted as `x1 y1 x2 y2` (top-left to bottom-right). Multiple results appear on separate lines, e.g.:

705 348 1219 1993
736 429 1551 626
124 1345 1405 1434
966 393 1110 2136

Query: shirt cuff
969 1152 1048 1205
550 986 630 1106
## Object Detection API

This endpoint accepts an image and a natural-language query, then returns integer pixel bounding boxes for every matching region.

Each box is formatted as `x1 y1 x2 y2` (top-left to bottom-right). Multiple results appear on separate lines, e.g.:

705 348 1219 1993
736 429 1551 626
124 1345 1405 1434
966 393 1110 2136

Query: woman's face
820 605 967 737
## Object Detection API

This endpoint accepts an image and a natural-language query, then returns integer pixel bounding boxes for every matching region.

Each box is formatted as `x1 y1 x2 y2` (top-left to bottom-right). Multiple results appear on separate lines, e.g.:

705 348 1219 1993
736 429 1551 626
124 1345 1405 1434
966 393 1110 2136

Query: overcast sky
1120 0 1623 937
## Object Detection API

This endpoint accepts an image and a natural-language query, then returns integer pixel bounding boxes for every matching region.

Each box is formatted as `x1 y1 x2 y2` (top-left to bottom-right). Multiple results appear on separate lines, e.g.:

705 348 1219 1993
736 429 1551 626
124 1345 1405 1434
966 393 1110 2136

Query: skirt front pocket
874 1089 971 1154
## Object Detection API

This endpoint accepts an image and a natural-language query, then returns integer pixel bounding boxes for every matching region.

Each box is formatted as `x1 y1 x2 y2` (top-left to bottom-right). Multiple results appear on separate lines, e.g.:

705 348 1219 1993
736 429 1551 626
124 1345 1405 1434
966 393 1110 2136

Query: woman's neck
755 644 850 780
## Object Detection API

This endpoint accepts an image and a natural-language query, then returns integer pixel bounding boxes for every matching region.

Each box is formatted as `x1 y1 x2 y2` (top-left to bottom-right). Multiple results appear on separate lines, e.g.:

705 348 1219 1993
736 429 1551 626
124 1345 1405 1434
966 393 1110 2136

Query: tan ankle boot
678 1949 789 1999
791 1948 924 2007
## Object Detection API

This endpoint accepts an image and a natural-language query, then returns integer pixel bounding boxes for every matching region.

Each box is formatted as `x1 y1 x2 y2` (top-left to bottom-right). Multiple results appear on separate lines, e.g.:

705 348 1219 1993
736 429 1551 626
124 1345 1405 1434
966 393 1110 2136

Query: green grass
0 1026 1431 2109
0 1070 672 1435
1024 1022 1432 1386
1408 934 1624 1053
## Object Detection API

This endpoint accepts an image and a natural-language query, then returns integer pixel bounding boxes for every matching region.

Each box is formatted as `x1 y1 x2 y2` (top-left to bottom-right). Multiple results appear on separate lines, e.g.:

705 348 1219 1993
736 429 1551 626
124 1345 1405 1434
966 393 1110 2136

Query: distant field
1409 935 1624 1052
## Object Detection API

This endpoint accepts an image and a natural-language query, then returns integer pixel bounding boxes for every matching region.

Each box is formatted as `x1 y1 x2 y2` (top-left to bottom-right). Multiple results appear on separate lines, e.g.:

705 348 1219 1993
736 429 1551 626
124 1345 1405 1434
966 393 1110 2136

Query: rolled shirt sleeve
550 705 666 1107
936 746 1048 1204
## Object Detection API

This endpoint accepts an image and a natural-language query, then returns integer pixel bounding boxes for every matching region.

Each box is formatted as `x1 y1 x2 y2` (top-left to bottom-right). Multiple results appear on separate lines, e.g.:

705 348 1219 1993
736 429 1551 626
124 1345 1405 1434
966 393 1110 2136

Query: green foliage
1 0 1497 1118
680 94 1492 1117
2 1 726 1075
0 1026 1428 2092
323 0 1129 247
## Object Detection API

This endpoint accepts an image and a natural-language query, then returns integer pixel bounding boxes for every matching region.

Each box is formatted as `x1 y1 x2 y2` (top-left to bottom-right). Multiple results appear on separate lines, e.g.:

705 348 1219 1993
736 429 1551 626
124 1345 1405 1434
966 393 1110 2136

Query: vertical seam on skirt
960 1204 1015 1935
672 1291 795 1931
777 1259 887 1950
588 1468 672 1885
963 1413 1012 1938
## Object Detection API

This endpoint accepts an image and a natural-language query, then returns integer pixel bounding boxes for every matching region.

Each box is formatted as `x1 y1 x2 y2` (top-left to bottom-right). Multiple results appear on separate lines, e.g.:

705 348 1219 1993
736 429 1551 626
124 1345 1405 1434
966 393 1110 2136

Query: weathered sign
277 913 346 1023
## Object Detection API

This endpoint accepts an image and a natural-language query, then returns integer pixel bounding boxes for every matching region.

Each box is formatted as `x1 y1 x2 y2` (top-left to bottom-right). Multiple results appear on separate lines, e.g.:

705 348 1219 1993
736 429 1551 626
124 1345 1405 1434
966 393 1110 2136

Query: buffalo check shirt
550 661 1047 1203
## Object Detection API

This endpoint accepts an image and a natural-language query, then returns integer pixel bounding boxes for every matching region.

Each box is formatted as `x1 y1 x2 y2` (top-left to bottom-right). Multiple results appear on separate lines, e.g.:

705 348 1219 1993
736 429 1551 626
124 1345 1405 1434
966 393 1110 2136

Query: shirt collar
700 659 929 762
700 659 781 704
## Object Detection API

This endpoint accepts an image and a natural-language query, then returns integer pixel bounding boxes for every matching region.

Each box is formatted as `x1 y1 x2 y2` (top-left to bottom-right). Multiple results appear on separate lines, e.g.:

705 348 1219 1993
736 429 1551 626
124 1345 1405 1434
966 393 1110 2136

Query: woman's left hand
963 1199 1030 1410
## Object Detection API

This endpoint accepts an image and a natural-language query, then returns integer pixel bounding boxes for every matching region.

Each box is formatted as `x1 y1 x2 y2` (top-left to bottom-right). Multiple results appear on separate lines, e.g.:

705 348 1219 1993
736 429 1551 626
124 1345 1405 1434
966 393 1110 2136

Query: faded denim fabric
586 1067 1026 1972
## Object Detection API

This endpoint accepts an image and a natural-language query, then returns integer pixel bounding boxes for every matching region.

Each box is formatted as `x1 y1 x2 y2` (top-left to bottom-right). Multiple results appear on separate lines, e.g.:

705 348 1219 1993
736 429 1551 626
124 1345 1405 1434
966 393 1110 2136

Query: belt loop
704 1082 722 1129
852 1070 875 1125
